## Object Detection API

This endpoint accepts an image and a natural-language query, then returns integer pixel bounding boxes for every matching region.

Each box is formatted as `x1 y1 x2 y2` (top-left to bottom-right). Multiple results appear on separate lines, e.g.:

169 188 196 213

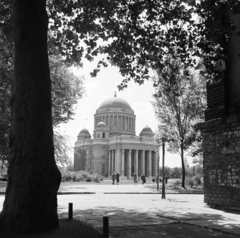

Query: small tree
152 58 206 188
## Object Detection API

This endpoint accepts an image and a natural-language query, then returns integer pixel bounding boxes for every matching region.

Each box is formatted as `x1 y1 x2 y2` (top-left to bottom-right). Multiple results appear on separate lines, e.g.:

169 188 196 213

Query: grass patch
0 219 102 238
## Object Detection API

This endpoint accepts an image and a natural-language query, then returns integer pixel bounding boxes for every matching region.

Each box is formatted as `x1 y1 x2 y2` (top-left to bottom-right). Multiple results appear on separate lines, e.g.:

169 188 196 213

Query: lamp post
162 137 166 199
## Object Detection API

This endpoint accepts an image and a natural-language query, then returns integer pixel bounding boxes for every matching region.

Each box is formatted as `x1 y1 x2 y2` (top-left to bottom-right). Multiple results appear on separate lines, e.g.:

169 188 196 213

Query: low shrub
193 175 203 187
172 179 182 189
60 169 104 183
186 177 195 188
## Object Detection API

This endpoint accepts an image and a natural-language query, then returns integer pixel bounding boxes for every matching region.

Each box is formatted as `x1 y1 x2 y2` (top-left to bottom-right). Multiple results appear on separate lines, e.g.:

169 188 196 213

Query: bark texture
0 0 61 233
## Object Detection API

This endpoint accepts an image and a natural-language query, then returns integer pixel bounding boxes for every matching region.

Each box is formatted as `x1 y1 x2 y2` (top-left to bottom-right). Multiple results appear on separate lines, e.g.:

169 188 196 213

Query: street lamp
162 137 166 199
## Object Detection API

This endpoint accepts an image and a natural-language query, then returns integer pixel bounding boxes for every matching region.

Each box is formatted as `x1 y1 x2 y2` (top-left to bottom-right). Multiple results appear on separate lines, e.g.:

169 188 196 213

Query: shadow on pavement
58 205 240 238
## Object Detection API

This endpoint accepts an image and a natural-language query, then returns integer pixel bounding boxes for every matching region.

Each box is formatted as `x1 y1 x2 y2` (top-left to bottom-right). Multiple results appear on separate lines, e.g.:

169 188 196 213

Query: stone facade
74 95 158 177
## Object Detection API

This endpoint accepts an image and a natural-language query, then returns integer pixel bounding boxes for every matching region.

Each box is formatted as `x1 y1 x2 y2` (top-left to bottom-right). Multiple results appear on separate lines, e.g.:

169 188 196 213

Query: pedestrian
111 172 116 185
165 176 168 184
133 173 138 185
152 176 156 185
116 172 120 185
141 174 146 184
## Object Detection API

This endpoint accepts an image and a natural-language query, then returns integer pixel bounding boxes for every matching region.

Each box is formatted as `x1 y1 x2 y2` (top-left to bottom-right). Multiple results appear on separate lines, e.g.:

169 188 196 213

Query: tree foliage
2 1 240 88
0 54 85 164
53 131 72 167
50 55 85 127
44 0 240 88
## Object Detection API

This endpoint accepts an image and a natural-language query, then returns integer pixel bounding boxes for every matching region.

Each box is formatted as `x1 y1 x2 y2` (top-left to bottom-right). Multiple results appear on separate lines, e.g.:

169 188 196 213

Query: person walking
141 174 146 184
111 172 116 185
165 176 168 184
116 172 120 185
133 173 138 185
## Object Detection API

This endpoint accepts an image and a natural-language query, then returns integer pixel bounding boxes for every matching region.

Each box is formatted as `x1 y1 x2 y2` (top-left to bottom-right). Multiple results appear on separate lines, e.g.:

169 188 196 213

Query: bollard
103 216 109 238
68 203 73 220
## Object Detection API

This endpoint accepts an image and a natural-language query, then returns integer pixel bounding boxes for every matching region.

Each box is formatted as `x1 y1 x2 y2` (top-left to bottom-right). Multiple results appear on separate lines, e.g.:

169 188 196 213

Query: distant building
74 94 158 177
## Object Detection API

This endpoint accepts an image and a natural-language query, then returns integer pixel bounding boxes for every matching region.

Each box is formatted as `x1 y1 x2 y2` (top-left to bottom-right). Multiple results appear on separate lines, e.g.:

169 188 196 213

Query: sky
57 57 192 168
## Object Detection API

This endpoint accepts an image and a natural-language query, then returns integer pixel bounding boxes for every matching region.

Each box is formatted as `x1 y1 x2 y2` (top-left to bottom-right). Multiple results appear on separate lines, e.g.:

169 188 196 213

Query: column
115 115 117 129
128 149 132 178
121 149 125 176
142 150 145 175
155 151 158 177
115 149 117 172
111 150 115 173
116 149 121 173
126 117 128 130
148 151 152 177
135 150 139 176
108 150 111 176
116 115 118 129
119 116 121 130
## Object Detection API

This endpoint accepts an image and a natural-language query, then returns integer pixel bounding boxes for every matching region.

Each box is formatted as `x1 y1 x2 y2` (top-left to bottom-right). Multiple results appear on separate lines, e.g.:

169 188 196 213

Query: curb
0 192 204 195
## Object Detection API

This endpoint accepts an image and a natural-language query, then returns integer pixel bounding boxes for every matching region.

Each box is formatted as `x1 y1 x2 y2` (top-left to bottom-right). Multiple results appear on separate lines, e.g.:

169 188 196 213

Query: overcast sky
57 57 191 168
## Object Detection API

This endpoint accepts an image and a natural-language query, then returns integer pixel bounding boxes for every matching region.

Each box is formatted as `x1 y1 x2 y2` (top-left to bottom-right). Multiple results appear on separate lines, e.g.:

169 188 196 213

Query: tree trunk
181 139 185 188
0 0 61 233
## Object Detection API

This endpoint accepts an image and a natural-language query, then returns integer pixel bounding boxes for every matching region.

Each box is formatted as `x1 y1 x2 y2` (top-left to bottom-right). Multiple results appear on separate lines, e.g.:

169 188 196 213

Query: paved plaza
0 182 240 237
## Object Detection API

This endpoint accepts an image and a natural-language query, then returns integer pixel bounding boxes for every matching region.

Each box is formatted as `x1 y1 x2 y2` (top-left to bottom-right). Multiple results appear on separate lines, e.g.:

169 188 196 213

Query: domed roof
140 125 154 137
96 122 107 128
78 128 91 137
98 96 132 110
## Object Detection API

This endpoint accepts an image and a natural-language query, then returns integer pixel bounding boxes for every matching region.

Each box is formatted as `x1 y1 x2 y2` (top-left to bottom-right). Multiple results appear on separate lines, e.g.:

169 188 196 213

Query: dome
98 97 132 110
96 122 107 128
78 128 91 139
140 125 154 137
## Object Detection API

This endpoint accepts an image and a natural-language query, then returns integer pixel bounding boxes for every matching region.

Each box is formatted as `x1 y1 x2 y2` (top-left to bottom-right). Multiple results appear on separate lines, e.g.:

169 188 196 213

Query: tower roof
78 128 91 137
140 125 154 137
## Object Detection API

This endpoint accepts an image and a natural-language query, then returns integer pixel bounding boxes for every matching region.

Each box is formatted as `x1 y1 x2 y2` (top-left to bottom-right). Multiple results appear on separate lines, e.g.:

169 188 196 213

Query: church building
74 94 158 177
